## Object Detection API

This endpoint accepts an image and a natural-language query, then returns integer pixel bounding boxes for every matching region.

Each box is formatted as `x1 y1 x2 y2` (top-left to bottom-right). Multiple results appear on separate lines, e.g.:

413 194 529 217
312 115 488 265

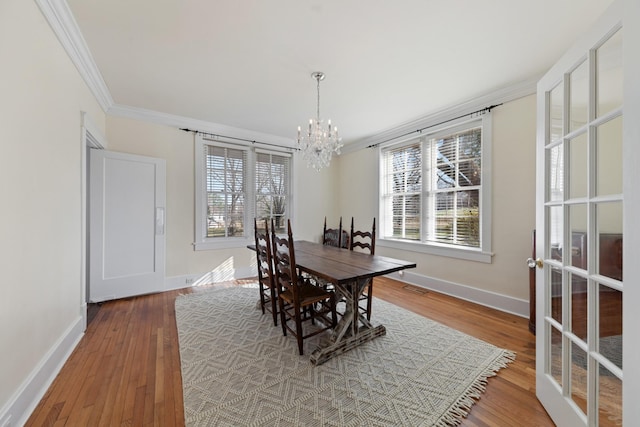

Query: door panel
536 2 623 425
89 149 166 302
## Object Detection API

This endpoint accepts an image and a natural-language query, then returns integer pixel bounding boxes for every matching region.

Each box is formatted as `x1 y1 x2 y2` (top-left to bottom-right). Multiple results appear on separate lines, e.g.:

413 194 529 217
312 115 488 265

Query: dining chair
272 219 337 355
254 218 278 326
322 216 349 249
350 217 376 320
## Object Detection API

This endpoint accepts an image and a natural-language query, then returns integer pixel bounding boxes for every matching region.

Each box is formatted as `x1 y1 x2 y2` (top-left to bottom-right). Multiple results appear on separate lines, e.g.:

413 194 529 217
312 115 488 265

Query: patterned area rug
176 286 515 426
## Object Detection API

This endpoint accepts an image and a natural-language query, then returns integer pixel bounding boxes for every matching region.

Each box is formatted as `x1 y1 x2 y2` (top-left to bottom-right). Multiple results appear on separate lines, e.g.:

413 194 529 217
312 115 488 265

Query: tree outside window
381 121 485 250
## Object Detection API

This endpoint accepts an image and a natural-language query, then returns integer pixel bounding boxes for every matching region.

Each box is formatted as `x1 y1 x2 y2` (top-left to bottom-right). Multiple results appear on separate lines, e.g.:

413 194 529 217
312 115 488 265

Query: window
255 151 290 234
194 135 291 250
379 115 492 262
204 144 247 238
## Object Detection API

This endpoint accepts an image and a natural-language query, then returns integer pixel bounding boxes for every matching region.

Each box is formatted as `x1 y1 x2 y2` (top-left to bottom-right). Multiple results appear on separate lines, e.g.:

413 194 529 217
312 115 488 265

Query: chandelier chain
316 75 321 121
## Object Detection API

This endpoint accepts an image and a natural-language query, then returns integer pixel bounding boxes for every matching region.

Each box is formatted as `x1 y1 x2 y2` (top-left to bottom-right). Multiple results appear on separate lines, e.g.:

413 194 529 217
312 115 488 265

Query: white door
89 149 166 302
535 2 626 425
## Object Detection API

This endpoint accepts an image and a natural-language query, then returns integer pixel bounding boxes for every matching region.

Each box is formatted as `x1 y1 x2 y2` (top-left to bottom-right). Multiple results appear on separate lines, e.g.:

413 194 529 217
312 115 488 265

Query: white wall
105 95 537 313
0 0 633 423
292 152 343 242
104 115 337 284
339 95 537 303
105 96 537 310
0 0 105 422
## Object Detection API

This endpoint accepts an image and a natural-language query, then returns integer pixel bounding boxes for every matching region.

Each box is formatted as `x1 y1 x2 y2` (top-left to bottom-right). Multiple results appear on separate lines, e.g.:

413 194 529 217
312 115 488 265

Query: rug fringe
436 350 516 427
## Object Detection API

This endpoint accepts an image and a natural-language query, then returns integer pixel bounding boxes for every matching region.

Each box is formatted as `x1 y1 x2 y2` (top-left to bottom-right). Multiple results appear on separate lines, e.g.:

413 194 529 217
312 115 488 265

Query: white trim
378 116 483 151
194 135 253 250
194 135 292 251
167 268 527 317
80 112 107 332
193 238 254 251
34 0 296 150
378 238 493 264
481 114 493 255
386 270 529 318
34 0 113 112
109 103 295 149
535 2 626 426
624 0 640 425
38 0 537 155
201 139 251 151
82 112 106 149
39 0 538 155
378 113 492 261
255 148 293 157
344 76 539 154
0 316 84 427
164 266 256 291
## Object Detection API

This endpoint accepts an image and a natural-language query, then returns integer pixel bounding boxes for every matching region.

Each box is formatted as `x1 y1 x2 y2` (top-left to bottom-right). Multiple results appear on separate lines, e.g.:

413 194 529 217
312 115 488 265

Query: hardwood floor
26 277 554 426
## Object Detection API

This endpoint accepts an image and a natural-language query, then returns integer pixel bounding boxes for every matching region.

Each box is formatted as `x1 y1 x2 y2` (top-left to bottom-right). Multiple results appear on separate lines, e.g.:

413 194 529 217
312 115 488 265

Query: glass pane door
536 8 623 426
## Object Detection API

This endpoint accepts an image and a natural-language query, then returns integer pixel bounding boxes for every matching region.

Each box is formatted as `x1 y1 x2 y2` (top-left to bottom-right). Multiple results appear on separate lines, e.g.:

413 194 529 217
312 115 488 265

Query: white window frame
194 135 292 250
378 114 493 263
254 148 292 233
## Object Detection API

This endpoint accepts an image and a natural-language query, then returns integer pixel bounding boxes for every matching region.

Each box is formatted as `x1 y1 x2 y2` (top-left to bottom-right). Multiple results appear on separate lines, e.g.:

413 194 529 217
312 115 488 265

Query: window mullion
404 152 409 238
379 115 488 253
453 134 460 245
224 151 229 237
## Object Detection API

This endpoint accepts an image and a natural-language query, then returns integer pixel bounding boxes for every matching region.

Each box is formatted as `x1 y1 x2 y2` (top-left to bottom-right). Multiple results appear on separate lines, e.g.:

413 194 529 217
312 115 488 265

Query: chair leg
269 286 278 326
331 293 337 328
279 298 287 336
366 282 373 321
259 283 266 314
294 308 304 355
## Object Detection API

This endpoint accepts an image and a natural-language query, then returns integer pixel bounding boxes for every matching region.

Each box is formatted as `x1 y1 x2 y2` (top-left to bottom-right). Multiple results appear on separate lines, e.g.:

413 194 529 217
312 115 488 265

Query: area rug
175 286 515 426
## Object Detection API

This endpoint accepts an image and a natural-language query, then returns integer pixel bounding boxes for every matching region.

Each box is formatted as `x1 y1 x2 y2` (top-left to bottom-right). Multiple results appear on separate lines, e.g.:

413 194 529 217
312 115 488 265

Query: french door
535 2 625 425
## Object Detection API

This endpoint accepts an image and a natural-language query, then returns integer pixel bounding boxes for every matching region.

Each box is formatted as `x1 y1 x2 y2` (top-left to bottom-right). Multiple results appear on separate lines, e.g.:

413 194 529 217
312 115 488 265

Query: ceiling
65 0 614 146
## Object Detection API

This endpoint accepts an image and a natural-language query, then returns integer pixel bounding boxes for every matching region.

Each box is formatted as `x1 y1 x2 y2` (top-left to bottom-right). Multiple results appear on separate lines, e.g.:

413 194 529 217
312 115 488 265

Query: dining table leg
309 278 386 365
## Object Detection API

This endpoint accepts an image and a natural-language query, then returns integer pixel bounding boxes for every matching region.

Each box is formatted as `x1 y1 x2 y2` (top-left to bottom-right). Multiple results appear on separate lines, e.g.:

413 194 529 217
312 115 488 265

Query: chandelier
297 72 343 171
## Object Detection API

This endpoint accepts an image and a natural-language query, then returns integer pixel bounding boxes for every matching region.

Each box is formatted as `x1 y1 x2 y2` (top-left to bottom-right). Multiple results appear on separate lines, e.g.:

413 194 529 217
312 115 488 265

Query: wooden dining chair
322 216 349 249
272 219 337 355
350 217 376 320
254 218 278 326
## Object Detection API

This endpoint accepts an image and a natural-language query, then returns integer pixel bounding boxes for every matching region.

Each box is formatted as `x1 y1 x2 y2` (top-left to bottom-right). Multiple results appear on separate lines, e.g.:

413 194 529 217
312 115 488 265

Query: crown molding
108 104 296 148
34 0 295 148
35 0 114 111
341 76 540 154
36 0 538 153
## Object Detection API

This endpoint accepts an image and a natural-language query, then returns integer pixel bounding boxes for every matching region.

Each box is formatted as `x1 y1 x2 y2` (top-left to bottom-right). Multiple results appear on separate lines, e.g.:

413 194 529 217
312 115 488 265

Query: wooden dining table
292 240 416 365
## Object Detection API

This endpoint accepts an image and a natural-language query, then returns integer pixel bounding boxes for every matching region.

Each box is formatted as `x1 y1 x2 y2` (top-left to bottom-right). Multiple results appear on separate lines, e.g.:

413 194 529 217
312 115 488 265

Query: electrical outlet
185 277 195 285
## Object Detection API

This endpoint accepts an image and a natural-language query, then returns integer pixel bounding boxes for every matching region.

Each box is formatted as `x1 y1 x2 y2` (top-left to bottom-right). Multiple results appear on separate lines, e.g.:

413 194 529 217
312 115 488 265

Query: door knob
527 258 543 269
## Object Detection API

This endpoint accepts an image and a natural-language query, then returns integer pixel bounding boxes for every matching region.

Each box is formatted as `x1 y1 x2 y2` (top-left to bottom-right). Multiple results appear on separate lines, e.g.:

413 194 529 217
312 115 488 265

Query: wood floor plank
25 277 554 426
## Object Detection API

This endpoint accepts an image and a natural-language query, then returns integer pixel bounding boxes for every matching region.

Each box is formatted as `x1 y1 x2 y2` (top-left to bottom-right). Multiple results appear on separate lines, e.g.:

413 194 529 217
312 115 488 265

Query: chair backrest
271 219 300 302
254 218 274 288
323 216 348 248
350 217 376 255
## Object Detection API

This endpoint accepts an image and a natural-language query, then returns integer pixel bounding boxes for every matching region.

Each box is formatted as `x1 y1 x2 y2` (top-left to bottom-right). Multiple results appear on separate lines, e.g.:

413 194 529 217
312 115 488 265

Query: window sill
193 237 252 251
377 238 493 263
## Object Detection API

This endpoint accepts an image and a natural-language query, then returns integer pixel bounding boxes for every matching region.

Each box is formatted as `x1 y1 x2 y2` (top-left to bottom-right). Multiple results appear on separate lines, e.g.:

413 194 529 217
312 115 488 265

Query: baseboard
165 268 528 318
0 316 84 427
385 270 529 318
81 302 87 331
165 266 256 292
